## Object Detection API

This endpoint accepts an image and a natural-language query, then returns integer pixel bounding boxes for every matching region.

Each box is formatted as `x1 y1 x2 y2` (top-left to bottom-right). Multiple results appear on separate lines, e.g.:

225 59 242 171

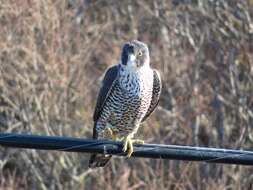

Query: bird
89 40 162 168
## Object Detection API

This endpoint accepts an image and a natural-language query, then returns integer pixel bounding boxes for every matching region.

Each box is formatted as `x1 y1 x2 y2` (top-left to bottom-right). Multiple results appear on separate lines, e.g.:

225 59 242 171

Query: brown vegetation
0 0 253 189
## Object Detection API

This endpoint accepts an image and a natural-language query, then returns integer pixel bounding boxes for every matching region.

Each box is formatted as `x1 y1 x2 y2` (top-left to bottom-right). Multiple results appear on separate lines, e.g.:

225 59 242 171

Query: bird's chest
114 71 153 117
119 71 152 102
99 70 153 133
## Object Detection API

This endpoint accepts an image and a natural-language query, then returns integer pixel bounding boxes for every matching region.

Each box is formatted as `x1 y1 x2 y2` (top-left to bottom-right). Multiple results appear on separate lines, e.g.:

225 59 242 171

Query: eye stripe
121 47 128 65
121 43 134 65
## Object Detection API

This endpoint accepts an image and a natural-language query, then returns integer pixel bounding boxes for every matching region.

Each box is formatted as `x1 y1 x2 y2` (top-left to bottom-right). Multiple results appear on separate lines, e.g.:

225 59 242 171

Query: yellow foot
122 136 144 157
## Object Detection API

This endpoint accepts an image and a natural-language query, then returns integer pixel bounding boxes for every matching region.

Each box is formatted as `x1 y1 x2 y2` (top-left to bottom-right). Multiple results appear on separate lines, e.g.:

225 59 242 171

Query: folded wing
92 65 119 138
142 69 162 122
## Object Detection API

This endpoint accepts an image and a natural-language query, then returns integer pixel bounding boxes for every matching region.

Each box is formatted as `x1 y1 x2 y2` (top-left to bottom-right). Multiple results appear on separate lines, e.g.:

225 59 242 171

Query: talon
122 136 130 153
132 139 144 144
122 137 144 157
127 140 133 157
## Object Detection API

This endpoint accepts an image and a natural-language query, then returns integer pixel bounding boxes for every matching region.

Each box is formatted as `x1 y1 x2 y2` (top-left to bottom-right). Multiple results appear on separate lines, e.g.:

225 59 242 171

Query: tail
89 122 111 168
88 154 112 168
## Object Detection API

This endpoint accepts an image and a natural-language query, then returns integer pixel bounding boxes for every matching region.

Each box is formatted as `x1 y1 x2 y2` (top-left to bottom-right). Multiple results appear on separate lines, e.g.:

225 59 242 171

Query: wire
0 132 253 165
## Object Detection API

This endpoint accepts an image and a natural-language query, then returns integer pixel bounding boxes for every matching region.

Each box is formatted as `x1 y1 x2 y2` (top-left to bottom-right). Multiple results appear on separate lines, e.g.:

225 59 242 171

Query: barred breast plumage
96 64 153 137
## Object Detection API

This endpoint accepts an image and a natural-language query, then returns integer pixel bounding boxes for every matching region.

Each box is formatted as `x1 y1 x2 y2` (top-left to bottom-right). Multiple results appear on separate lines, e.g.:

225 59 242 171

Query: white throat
119 60 152 94
120 60 150 74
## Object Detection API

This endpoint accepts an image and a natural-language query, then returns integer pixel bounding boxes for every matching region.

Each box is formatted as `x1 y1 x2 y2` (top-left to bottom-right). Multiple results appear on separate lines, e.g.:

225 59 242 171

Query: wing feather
142 69 162 122
93 65 119 122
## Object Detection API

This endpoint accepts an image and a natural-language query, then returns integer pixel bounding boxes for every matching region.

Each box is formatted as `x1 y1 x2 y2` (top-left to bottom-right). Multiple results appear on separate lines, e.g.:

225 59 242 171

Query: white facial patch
129 54 136 62
127 54 136 68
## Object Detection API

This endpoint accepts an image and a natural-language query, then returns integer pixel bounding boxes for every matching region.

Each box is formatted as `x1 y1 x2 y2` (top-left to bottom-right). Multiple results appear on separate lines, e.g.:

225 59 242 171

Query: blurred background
0 0 252 189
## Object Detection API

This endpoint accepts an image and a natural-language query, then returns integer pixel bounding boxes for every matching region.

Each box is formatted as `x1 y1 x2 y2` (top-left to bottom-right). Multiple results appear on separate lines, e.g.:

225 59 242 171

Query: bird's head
120 40 150 70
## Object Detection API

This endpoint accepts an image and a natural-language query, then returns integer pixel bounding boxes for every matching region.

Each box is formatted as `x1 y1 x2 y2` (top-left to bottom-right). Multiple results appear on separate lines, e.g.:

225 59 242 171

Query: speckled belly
97 81 152 137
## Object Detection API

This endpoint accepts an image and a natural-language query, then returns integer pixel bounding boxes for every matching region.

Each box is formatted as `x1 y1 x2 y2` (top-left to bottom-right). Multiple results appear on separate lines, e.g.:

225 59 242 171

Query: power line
0 133 253 165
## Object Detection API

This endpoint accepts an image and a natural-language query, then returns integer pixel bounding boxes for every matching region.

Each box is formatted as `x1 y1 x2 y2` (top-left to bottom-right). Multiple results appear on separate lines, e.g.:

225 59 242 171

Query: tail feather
89 154 111 168
89 122 112 168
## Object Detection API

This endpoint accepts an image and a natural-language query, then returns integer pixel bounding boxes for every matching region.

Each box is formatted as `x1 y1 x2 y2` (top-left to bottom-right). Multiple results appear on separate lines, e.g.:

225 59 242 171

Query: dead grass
0 0 253 189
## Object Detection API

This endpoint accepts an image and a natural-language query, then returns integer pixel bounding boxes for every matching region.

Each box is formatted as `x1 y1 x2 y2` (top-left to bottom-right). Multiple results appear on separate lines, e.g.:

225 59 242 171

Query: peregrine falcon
89 40 162 168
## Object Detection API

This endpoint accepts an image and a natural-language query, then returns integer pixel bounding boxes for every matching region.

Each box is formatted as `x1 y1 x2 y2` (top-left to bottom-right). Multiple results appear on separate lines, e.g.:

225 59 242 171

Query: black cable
0 133 253 165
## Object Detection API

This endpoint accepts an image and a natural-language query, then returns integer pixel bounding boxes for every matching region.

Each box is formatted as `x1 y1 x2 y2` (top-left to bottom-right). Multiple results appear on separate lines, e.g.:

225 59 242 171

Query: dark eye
138 51 143 56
